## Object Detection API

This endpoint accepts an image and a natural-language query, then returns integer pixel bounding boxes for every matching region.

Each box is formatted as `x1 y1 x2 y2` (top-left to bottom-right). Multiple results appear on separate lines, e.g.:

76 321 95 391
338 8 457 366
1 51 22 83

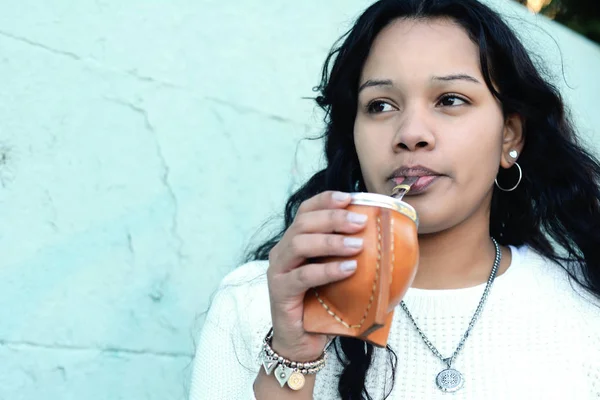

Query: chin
417 226 446 236
413 208 458 235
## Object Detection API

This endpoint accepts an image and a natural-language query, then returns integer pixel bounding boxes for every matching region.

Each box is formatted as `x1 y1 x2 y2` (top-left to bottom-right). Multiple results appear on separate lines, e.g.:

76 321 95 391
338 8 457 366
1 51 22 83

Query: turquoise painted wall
0 1 597 399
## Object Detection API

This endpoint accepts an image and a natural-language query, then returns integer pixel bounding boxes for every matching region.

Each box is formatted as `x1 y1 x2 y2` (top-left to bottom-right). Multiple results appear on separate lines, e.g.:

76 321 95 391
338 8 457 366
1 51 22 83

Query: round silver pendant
436 368 464 392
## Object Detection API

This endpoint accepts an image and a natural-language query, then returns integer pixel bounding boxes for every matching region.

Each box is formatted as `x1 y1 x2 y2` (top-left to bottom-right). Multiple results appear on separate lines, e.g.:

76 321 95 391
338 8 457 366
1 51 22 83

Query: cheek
448 118 504 189
353 124 382 176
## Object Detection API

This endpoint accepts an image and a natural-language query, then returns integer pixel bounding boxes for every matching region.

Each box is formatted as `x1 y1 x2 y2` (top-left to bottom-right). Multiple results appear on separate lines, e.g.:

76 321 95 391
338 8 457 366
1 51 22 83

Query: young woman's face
354 18 521 234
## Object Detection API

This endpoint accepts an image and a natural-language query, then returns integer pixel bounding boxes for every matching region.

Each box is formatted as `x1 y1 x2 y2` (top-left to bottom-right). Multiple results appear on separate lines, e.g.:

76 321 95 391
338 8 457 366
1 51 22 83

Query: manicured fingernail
344 237 363 248
332 192 350 202
347 212 368 224
340 260 357 272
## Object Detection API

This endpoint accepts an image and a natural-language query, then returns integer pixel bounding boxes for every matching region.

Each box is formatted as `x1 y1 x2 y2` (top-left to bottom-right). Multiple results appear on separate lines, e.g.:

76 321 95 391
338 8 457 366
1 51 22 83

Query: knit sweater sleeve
589 330 600 398
189 262 271 400
572 278 600 399
584 298 600 398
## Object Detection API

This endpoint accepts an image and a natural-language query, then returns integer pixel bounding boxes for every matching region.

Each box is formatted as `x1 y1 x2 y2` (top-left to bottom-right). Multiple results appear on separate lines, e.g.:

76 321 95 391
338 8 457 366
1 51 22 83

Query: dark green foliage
514 0 600 44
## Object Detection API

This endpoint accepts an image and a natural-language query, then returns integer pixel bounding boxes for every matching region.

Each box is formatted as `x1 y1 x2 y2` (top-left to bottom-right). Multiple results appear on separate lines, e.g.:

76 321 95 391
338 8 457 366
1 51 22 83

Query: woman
191 0 600 398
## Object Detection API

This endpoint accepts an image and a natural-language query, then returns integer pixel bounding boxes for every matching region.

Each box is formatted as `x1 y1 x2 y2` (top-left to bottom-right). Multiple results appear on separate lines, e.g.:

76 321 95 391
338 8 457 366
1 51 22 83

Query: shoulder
516 246 600 383
220 259 269 286
206 260 271 329
517 245 600 322
202 260 272 354
191 261 272 398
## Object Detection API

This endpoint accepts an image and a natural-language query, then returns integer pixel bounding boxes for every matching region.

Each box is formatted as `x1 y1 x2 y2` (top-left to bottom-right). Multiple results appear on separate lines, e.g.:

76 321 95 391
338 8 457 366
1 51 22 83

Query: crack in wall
0 140 16 188
204 96 310 128
55 366 67 381
126 231 136 266
125 69 180 89
0 28 312 128
0 339 193 359
0 29 83 61
210 107 241 159
104 97 185 266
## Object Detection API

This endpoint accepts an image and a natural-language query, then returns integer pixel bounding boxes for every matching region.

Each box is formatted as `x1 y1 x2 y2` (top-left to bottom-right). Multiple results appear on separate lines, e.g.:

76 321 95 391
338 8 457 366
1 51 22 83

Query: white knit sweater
190 246 600 399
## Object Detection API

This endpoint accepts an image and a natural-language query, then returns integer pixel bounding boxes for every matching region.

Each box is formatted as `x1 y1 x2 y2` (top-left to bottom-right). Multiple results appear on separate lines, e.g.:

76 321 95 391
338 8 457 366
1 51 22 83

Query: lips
391 165 442 195
395 175 439 194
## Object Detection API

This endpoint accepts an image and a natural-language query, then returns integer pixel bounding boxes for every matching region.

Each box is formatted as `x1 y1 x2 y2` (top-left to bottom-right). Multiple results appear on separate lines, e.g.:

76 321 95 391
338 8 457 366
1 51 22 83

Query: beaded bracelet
259 328 328 391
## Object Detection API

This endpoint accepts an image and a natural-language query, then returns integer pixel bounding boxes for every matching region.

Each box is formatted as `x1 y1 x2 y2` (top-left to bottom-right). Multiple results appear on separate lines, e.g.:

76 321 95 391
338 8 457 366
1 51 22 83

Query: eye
437 94 469 107
367 100 397 114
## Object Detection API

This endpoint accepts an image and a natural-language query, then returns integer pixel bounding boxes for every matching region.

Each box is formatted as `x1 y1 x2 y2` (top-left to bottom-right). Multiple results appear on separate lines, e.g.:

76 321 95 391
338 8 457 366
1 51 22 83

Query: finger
297 191 352 215
293 208 368 235
278 233 364 272
284 260 358 296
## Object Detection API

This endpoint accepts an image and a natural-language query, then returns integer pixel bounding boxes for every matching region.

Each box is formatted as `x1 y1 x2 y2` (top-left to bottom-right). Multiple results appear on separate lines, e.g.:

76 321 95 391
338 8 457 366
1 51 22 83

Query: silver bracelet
259 328 328 391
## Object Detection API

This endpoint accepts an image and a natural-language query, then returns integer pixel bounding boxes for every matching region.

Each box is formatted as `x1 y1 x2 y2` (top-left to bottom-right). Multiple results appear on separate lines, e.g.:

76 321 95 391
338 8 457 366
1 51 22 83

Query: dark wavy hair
247 0 600 398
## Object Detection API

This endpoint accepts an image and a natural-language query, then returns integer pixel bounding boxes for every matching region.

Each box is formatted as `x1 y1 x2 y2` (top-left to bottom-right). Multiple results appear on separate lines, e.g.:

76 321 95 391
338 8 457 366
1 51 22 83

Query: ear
500 113 524 169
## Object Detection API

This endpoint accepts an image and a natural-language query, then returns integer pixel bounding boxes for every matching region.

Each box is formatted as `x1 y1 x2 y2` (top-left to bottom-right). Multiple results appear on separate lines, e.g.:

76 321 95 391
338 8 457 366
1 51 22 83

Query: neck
412 214 511 290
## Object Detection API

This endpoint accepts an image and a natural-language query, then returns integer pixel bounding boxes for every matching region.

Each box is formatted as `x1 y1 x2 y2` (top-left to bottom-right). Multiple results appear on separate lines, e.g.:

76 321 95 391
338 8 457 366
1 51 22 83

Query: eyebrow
358 74 481 93
358 79 393 93
432 74 481 84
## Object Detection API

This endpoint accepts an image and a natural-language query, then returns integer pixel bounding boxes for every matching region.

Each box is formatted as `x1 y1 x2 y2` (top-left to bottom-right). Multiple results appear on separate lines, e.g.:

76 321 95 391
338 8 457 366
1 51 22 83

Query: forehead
361 18 482 82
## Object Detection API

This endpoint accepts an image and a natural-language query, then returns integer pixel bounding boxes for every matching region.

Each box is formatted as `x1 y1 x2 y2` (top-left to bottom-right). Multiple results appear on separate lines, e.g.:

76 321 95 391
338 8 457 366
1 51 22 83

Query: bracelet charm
286 371 305 390
259 328 327 391
274 364 294 388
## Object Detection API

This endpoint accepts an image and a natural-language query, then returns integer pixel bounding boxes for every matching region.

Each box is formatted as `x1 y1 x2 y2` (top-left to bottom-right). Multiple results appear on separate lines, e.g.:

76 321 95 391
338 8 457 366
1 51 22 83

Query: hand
267 191 368 361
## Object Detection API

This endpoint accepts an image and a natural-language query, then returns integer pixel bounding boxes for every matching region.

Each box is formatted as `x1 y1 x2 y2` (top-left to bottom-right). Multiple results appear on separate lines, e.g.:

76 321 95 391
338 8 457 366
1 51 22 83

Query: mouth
390 165 443 195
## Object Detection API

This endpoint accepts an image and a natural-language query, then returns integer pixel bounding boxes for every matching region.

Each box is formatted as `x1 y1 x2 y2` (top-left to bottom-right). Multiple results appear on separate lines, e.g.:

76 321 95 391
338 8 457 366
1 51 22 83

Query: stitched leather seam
390 217 394 286
313 216 381 329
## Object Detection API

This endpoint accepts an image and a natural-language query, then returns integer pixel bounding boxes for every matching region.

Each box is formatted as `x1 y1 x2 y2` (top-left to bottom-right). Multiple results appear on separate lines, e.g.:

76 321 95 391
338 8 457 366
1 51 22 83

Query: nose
393 107 436 152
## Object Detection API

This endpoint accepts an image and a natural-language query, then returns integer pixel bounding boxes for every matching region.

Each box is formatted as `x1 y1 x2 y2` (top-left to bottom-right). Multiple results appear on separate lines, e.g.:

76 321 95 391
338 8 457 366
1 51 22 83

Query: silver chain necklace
399 238 501 393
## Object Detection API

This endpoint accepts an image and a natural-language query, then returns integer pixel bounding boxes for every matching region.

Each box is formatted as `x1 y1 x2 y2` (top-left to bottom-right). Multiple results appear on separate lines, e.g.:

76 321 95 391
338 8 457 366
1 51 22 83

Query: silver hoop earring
354 180 361 192
495 162 522 192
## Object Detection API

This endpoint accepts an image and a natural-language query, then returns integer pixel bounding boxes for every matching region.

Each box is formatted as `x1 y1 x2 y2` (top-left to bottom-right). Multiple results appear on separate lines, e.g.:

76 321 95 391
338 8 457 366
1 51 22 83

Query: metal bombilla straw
391 176 419 200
